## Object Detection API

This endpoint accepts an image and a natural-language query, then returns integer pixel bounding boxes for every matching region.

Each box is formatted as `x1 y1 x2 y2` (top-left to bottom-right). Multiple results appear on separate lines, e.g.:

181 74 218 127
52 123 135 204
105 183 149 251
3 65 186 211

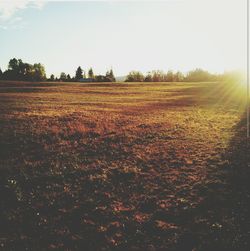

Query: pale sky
0 0 247 77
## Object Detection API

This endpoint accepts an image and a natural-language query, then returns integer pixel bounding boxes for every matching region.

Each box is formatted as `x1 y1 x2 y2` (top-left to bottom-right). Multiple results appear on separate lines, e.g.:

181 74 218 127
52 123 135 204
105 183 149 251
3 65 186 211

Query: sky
0 0 247 77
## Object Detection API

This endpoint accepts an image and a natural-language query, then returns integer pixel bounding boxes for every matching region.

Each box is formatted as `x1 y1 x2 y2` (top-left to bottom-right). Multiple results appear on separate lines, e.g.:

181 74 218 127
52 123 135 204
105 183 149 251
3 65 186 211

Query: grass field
0 81 249 251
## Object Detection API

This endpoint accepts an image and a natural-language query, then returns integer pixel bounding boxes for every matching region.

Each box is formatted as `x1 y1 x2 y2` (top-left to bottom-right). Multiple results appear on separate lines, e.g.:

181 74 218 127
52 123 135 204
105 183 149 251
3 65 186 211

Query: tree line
0 58 239 83
0 58 116 82
125 69 226 82
48 66 116 82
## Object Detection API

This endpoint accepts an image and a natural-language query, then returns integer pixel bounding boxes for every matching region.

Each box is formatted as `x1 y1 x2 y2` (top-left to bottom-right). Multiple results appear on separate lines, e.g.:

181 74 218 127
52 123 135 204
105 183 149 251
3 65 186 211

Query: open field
0 81 249 251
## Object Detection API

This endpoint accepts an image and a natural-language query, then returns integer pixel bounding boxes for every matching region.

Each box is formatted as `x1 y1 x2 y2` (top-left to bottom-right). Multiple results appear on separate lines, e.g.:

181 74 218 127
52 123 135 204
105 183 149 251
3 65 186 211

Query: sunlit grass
0 80 247 250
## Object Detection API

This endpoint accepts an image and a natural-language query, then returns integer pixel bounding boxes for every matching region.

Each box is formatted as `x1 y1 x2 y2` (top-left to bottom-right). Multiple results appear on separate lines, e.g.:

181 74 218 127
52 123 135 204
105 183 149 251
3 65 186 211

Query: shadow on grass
176 111 250 251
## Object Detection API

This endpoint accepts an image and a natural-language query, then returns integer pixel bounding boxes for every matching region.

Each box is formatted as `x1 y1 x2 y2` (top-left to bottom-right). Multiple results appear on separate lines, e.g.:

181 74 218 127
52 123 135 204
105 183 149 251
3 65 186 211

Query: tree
185 68 212 82
174 71 184 82
60 72 67 81
50 74 55 81
125 71 144 82
4 58 46 81
95 75 108 82
66 74 71 81
0 68 2 79
8 58 19 71
151 70 165 82
109 69 115 81
75 66 83 81
7 58 21 79
20 63 33 80
144 72 152 82
32 63 46 81
165 70 174 82
88 68 94 79
83 70 86 79
105 69 116 82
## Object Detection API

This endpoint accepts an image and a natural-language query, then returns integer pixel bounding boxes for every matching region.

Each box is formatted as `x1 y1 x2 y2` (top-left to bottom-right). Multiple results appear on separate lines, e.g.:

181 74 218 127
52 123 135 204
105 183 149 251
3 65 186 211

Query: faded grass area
0 81 248 251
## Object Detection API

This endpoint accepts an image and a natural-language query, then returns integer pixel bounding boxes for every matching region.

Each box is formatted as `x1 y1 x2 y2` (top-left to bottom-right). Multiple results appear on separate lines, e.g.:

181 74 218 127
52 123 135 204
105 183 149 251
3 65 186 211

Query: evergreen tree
50 74 55 81
109 69 115 82
88 68 94 79
75 66 83 80
105 69 116 82
66 74 71 81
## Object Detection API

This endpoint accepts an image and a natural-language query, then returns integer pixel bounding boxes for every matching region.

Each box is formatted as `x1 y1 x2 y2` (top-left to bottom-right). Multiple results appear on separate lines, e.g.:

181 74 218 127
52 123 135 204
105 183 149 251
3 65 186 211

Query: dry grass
0 81 248 250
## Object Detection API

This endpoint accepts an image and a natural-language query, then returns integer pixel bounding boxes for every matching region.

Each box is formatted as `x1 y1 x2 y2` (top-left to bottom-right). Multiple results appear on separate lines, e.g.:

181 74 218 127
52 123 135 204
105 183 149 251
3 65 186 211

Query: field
0 81 249 251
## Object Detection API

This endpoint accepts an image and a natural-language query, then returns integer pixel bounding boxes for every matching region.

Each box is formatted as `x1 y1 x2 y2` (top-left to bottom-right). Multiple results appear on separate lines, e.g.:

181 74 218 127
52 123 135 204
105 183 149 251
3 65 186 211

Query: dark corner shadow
217 110 250 250
181 110 250 251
